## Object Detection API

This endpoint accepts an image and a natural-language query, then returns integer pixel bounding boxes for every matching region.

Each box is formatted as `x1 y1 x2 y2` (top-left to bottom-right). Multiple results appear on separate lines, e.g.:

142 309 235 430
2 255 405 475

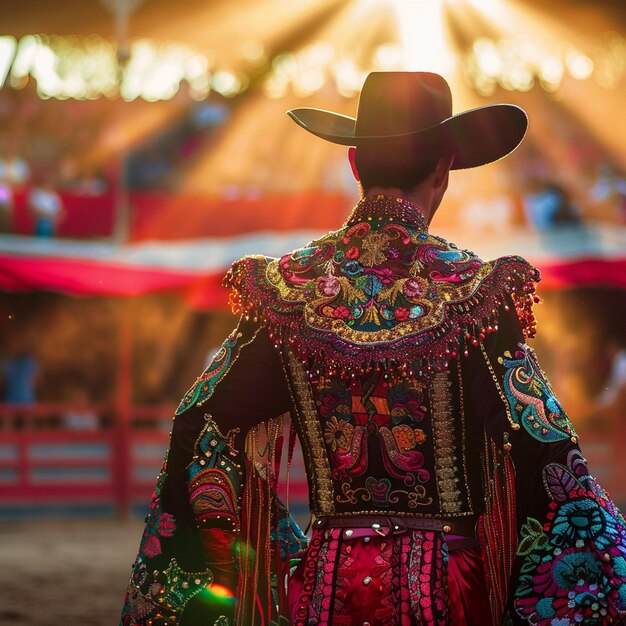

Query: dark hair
355 142 450 192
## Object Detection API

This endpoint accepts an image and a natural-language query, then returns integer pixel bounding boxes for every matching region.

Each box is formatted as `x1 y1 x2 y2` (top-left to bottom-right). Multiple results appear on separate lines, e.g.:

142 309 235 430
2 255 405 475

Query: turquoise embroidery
501 343 576 442
121 558 214 626
514 451 626 624
176 330 243 415
187 418 243 529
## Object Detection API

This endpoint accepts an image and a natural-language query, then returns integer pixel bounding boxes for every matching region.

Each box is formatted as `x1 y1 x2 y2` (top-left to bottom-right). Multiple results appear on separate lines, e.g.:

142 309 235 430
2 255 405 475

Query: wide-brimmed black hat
287 72 528 170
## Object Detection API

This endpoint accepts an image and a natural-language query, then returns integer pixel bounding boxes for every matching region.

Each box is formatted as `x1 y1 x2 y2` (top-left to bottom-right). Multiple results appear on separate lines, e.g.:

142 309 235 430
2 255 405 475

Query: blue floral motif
514 459 626 625
342 259 363 277
551 499 617 549
363 275 383 298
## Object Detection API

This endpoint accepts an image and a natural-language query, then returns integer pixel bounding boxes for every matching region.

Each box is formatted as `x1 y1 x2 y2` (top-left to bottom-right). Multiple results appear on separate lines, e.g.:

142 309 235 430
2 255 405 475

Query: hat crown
354 72 453 137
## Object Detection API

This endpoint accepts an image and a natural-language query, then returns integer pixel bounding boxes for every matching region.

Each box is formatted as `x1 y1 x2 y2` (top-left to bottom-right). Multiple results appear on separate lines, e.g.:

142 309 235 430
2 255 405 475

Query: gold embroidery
430 370 462 514
479 341 518 430
283 350 335 514
359 231 389 266
456 359 474 513
263 241 508 345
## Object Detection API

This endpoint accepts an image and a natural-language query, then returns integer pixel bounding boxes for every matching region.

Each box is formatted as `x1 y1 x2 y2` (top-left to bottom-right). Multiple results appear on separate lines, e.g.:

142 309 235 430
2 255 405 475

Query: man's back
225 195 539 524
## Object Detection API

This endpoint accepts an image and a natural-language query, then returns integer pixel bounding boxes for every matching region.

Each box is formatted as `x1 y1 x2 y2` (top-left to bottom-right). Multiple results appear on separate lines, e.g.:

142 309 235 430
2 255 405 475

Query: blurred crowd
0 85 230 238
0 85 111 237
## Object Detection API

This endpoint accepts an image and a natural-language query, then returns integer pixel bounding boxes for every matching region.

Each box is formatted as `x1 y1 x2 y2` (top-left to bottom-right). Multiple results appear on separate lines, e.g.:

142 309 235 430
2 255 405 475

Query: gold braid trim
283 350 335 515
479 341 520 431
430 370 463 514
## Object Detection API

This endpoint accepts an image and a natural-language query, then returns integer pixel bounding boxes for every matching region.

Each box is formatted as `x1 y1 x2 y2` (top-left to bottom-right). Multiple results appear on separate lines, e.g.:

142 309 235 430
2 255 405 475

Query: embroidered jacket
121 196 626 626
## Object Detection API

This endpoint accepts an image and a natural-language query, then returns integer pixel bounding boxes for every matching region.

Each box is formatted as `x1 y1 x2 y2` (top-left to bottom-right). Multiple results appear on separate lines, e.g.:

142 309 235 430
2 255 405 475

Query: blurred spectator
128 146 174 190
0 151 31 186
60 160 109 196
28 177 66 237
589 162 626 222
73 168 109 196
0 177 14 233
2 352 39 405
522 178 581 230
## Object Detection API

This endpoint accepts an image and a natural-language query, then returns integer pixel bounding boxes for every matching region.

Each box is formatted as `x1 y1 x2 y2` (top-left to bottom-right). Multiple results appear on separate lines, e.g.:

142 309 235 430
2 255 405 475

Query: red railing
0 402 173 517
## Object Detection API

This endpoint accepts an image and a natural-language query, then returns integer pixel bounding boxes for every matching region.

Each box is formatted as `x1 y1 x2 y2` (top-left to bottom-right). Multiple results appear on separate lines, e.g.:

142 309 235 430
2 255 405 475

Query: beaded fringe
226 256 540 381
478 434 518 624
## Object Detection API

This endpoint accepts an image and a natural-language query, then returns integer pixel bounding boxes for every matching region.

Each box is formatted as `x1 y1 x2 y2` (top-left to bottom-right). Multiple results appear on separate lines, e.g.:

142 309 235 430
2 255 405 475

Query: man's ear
348 147 360 182
432 152 454 188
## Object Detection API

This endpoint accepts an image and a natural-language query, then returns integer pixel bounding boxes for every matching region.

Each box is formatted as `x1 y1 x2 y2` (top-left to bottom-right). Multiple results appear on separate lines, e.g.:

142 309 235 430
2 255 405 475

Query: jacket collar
344 194 428 231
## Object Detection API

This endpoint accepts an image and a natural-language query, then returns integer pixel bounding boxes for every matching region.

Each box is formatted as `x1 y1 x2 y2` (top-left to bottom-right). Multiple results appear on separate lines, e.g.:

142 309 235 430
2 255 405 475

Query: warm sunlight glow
389 0 454 74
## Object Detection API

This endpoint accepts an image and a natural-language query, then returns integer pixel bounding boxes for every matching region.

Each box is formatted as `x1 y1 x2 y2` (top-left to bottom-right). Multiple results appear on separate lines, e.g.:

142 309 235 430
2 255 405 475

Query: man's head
348 141 451 190
348 144 454 221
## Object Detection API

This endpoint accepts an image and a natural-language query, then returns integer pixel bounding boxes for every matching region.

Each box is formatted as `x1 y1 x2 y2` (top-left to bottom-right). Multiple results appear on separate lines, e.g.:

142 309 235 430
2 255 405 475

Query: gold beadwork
343 195 429 230
456 359 474 514
430 370 462 514
480 341 518 430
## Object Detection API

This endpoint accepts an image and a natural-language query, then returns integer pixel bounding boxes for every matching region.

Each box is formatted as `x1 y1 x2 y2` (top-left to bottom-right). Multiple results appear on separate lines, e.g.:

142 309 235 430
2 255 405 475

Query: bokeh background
0 1 625 624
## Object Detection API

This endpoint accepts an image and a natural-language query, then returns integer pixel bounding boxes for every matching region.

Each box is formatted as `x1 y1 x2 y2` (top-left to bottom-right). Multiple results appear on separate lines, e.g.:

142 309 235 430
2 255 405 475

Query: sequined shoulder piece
225 225 540 375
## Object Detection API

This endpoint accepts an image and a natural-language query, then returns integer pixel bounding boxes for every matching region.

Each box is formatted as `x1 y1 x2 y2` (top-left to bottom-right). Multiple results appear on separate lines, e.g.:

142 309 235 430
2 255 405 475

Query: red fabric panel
447 547 494 626
538 258 626 289
12 189 116 239
0 254 229 309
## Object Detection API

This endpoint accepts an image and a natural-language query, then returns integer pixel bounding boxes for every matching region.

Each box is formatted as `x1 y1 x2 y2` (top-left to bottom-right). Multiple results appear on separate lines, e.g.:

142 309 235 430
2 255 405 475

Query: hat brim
287 104 528 170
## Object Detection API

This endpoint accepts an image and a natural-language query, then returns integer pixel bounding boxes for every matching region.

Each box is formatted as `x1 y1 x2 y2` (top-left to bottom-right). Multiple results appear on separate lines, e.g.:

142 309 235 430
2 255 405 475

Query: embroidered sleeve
120 318 292 626
461 303 626 624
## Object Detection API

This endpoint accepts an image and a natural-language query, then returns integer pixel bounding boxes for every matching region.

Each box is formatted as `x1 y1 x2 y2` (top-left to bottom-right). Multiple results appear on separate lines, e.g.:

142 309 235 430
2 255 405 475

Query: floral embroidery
392 424 427 450
323 416 355 452
135 471 177 560
226 195 540 376
309 372 445 515
500 343 577 442
514 450 626 624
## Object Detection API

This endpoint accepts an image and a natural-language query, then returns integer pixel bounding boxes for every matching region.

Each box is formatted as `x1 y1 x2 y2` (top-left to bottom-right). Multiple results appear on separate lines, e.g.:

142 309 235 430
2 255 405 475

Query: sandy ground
0 519 144 626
